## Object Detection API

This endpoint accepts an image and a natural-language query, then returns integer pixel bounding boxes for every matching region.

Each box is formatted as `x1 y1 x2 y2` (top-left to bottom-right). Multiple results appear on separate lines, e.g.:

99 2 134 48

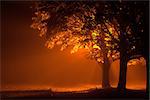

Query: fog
1 1 146 91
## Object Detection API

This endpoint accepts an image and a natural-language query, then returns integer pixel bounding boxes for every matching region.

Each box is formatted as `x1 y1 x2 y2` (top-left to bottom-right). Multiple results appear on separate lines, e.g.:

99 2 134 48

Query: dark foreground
0 88 148 100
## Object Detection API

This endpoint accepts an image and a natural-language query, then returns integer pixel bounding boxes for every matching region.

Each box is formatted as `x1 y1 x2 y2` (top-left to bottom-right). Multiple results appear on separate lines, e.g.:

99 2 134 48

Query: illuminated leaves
93 44 101 50
91 31 99 40
97 57 104 63
31 7 121 64
31 2 123 64
105 22 119 40
71 43 81 54
31 11 50 37
35 11 49 21
104 37 111 41
110 50 120 61
56 41 63 45
45 41 55 49
127 57 145 66
60 44 67 51
67 14 85 33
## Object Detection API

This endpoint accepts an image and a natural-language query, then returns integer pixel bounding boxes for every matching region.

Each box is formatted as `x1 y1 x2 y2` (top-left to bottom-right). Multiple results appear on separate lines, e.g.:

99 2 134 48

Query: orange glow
2 52 146 91
109 59 146 90
1 84 102 92
51 84 102 92
2 1 147 94
109 60 120 88
126 57 146 90
126 85 146 90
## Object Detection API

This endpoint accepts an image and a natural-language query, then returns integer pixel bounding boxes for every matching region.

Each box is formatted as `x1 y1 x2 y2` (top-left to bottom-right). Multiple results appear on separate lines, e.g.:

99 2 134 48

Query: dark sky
1 1 146 91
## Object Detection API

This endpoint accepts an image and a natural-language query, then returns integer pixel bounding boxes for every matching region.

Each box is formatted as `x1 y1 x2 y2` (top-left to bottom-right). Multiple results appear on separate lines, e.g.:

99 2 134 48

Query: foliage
31 1 145 64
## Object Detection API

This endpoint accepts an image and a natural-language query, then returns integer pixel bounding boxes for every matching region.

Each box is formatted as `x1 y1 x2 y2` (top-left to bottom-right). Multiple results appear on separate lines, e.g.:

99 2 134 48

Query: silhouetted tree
31 1 148 92
31 1 120 88
106 1 148 92
96 1 148 92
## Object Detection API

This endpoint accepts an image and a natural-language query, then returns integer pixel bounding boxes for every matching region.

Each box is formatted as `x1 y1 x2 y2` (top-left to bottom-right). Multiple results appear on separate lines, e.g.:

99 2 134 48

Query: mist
1 1 146 92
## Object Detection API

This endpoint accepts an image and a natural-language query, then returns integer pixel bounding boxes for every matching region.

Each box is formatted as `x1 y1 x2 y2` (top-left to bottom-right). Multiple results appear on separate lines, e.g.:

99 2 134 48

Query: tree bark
117 54 128 91
117 26 128 92
101 54 111 88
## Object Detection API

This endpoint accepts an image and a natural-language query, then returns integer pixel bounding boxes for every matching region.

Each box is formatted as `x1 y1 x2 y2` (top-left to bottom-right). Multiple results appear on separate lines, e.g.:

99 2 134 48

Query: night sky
1 1 146 91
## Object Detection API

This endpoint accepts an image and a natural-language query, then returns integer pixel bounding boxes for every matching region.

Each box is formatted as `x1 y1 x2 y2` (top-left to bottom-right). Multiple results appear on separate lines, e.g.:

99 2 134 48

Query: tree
94 1 148 92
31 1 148 91
106 1 148 92
31 1 120 89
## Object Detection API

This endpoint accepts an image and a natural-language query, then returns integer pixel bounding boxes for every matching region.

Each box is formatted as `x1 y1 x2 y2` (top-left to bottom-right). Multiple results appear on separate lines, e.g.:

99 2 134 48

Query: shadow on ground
0 88 148 99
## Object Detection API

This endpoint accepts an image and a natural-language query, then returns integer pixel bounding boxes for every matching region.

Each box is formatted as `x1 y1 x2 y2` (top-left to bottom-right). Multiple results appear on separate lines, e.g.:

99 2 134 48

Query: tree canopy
31 1 148 90
31 1 122 64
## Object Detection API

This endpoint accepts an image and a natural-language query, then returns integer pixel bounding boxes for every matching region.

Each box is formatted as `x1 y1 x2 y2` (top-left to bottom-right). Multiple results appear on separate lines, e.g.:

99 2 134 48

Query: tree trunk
101 55 111 88
145 57 148 98
117 20 128 91
117 27 128 92
117 55 128 91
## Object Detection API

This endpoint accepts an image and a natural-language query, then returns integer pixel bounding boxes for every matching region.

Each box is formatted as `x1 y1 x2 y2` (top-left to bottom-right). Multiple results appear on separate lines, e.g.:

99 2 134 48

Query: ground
1 88 148 99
